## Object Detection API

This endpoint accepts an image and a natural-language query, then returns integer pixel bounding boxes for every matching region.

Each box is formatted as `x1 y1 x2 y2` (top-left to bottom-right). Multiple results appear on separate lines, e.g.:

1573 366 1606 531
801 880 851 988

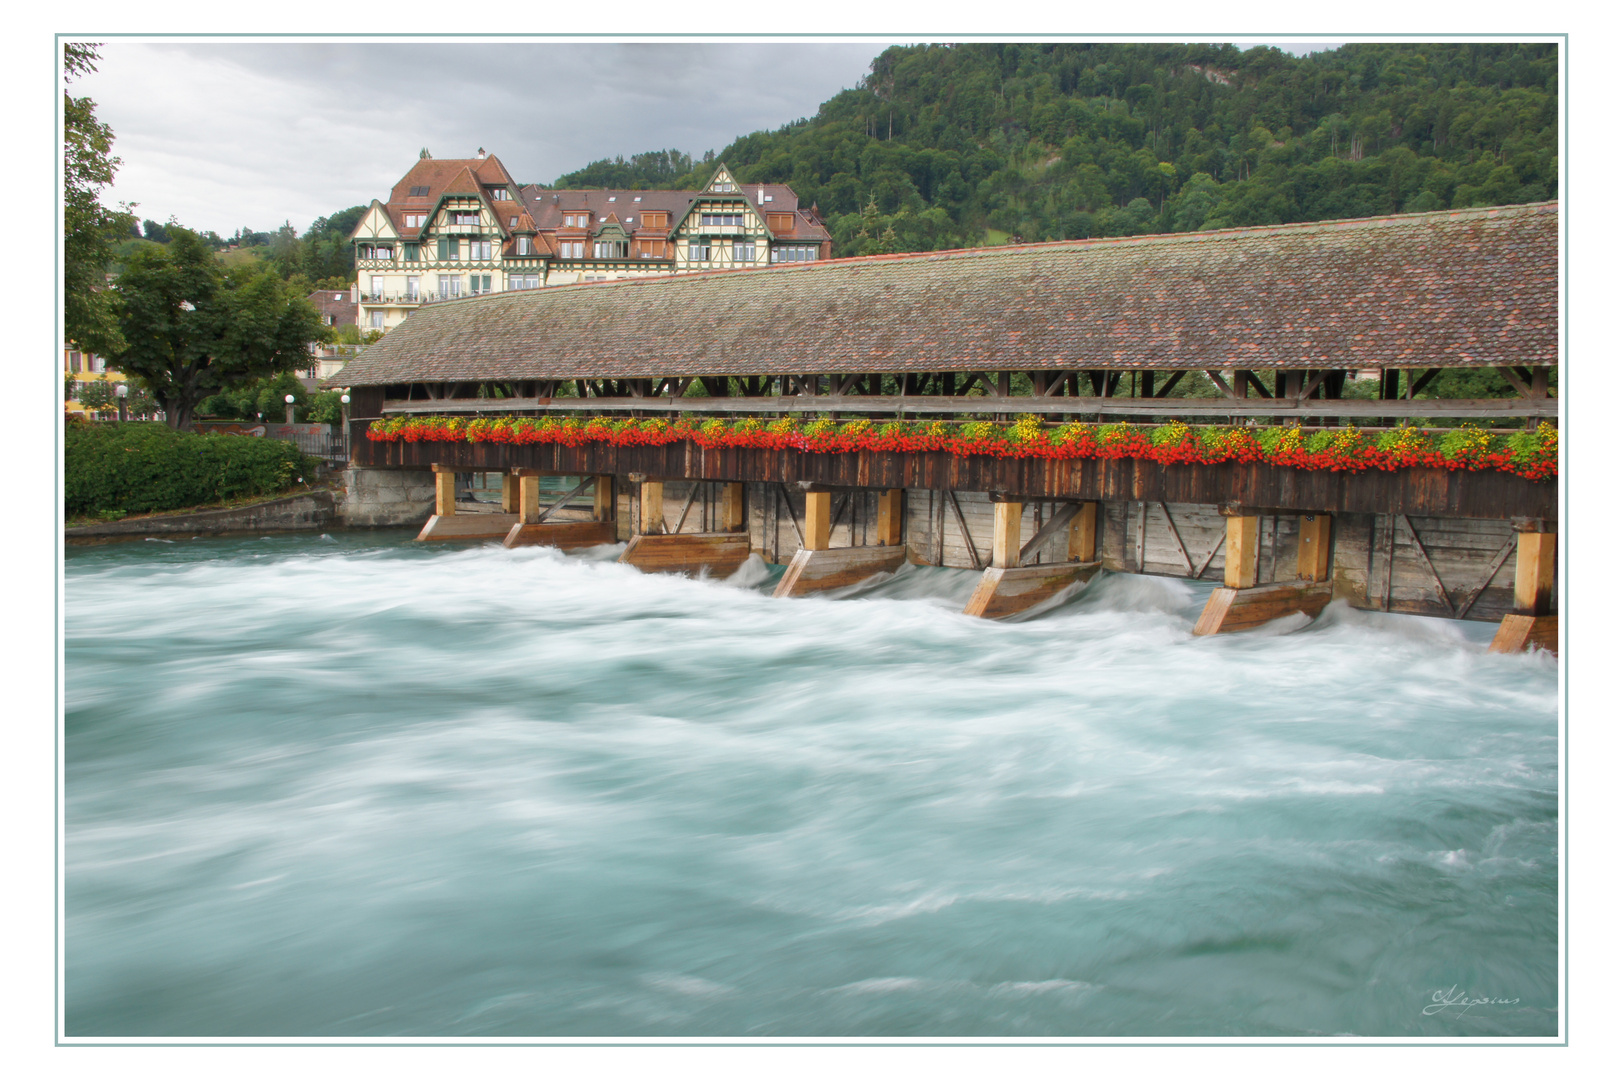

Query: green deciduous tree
63 43 137 357
109 229 327 431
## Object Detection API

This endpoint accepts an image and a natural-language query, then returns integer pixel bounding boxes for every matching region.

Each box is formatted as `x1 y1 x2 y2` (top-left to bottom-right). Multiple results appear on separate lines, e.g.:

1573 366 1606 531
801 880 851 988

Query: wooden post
594 475 614 522
721 482 746 533
991 500 1023 569
500 473 519 513
518 474 540 525
876 488 903 547
1069 502 1098 563
804 490 831 551
1224 514 1260 589
639 481 665 536
432 464 456 517
1513 529 1556 615
1297 513 1332 582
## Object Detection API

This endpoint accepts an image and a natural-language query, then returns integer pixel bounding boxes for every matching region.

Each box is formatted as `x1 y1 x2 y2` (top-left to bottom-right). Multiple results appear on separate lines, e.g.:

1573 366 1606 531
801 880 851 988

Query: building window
688 242 711 261
490 188 510 201
451 211 480 225
359 244 394 261
437 275 461 299
772 245 818 263
712 181 737 193
515 236 533 255
700 213 744 227
594 241 627 259
68 350 82 373
406 276 420 301
439 238 461 260
732 242 756 262
370 276 385 298
404 243 419 261
559 241 584 259
509 216 518 227
469 274 493 295
370 312 385 328
507 274 539 290
408 185 430 197
403 214 426 228
469 240 492 260
563 213 589 228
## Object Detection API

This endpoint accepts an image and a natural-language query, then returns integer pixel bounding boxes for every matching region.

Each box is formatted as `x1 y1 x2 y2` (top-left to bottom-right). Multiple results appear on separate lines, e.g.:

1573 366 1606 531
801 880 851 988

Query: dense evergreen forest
552 42 1557 257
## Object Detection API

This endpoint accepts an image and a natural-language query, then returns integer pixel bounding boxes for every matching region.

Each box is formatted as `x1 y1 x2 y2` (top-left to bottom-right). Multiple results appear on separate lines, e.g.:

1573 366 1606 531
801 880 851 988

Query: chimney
757 185 765 203
477 147 487 160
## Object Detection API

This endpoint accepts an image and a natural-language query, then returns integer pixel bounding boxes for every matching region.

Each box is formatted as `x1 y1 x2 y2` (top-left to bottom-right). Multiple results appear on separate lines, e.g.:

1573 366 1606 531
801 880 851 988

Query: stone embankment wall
335 467 435 527
66 491 337 538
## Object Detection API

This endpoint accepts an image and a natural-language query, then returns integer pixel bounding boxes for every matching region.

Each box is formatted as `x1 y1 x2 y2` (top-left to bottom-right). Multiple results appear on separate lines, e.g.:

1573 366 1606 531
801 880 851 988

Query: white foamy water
64 529 1558 1037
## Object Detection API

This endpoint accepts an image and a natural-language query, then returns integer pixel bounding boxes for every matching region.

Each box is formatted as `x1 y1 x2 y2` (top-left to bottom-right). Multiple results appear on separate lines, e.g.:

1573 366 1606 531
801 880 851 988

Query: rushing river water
63 530 1559 1038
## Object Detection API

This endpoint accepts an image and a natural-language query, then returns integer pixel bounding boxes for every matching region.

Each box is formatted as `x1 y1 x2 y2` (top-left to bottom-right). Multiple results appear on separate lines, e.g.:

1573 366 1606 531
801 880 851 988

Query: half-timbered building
350 153 830 333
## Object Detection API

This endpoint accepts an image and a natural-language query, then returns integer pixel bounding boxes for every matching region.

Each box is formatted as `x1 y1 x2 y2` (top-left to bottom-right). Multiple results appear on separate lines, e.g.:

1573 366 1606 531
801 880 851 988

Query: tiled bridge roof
332 201 1557 387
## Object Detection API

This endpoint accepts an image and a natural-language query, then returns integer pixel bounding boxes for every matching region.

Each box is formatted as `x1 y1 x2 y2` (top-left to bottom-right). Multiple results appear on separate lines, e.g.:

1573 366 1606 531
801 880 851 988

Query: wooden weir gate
329 202 1559 653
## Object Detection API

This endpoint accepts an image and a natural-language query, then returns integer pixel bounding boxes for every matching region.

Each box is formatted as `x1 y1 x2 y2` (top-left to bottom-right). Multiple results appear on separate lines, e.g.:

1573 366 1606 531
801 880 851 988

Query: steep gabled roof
330 202 1558 387
382 153 518 239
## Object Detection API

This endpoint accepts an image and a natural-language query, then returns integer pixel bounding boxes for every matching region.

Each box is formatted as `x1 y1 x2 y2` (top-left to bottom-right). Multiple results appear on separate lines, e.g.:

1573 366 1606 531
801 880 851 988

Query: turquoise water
64 530 1559 1038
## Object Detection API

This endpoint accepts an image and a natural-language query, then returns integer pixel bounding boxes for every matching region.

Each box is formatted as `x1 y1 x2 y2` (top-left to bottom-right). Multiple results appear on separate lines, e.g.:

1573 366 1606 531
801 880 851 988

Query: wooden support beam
1297 513 1332 583
533 476 594 526
774 545 907 597
434 469 457 517
962 561 1102 619
416 512 520 542
639 481 665 536
619 533 752 578
501 473 519 514
777 484 804 547
1397 514 1455 616
804 490 831 551
876 488 904 547
721 483 746 533
673 482 701 534
991 500 1023 569
502 520 616 551
946 490 982 571
1019 501 1081 565
1512 529 1557 615
1158 501 1194 577
518 473 540 525
1134 501 1148 573
1455 533 1517 620
382 393 1561 419
1489 614 1559 656
1193 581 1333 635
1069 501 1098 563
594 475 614 521
1224 514 1260 589
1153 371 1186 398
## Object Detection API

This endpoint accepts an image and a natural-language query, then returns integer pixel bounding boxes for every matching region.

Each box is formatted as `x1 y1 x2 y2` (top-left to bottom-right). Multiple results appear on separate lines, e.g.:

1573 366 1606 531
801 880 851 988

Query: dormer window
358 244 394 260
712 181 737 193
402 213 427 228
700 213 745 227
516 237 534 255
408 185 429 197
563 213 589 228
450 211 479 225
509 216 518 227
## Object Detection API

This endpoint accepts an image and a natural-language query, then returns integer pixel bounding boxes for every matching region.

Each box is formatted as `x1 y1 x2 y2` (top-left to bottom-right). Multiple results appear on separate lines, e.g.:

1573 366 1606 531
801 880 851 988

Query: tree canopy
569 42 1556 257
63 42 136 356
109 229 327 430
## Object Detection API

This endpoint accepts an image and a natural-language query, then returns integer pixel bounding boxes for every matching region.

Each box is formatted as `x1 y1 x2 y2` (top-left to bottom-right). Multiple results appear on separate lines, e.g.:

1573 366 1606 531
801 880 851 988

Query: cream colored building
351 152 830 333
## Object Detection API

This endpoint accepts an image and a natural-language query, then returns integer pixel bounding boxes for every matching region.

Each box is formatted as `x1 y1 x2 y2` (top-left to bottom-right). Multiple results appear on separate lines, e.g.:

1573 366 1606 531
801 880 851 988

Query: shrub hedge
65 421 317 518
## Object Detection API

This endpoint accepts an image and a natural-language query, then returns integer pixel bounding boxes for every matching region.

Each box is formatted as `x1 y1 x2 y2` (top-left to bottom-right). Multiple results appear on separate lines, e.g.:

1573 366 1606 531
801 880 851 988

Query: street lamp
340 393 350 430
114 382 128 423
284 393 296 425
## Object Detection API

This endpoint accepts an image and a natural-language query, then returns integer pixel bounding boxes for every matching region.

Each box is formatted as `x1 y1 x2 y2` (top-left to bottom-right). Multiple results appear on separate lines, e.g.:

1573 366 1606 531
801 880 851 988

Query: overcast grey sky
79 42 885 236
76 39 1346 238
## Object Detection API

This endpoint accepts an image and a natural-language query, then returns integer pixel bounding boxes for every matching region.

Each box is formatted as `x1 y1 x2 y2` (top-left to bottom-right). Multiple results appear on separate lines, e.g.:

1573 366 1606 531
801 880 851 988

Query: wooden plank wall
1330 513 1535 622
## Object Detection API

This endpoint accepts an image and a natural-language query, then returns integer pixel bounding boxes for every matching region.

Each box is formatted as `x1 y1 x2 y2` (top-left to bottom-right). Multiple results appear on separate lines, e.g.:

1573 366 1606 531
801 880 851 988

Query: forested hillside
553 42 1557 257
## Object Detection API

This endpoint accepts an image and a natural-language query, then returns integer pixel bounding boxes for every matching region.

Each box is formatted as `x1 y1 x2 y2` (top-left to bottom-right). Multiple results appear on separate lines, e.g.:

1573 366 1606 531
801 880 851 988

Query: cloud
80 41 881 235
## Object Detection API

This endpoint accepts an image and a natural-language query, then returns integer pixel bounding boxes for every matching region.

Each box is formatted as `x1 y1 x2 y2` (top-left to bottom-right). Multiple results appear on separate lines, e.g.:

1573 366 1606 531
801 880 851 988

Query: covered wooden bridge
330 201 1559 650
